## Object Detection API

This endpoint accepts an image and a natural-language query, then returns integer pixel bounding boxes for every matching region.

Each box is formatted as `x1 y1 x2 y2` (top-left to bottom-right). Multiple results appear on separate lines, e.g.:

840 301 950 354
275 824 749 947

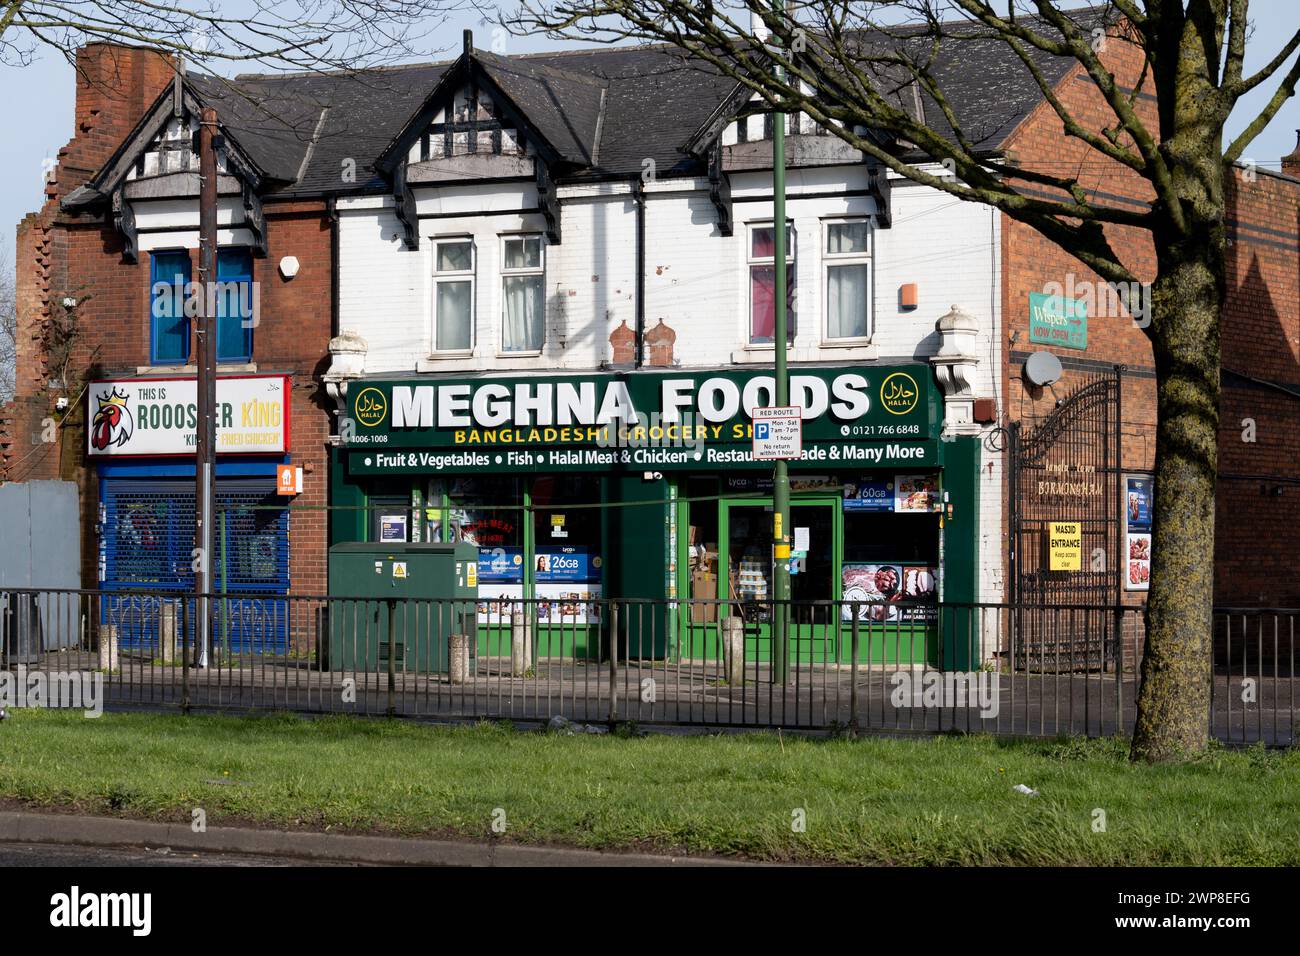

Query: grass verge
1 709 1296 865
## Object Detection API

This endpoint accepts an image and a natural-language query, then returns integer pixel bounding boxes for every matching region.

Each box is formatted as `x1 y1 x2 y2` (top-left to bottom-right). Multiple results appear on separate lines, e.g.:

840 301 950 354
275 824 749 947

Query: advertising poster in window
479 546 524 583
842 478 895 511
477 585 525 625
841 564 937 621
536 546 603 624
894 474 939 513
1124 475 1153 591
379 514 408 542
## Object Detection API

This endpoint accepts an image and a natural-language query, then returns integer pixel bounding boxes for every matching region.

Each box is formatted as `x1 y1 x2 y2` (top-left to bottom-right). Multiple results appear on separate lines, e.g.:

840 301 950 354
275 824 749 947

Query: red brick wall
44 206 336 599
1214 171 1300 607
998 28 1158 624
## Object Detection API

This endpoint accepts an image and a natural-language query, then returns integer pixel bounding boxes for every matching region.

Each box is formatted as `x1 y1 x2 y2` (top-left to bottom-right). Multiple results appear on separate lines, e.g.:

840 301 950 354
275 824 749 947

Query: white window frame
499 233 546 355
821 218 873 344
746 221 796 347
432 236 476 355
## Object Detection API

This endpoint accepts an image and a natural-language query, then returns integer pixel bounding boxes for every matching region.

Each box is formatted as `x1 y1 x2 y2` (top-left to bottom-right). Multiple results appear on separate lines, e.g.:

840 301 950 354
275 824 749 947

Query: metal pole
771 3 791 685
194 106 219 669
608 602 619 725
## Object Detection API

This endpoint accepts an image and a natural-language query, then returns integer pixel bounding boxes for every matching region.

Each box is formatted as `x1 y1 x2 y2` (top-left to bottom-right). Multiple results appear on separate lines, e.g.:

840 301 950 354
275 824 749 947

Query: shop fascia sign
87 375 290 457
346 367 934 446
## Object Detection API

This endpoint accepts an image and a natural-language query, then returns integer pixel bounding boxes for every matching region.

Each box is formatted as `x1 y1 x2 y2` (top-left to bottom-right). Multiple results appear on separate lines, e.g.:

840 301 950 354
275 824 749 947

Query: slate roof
81 5 1113 200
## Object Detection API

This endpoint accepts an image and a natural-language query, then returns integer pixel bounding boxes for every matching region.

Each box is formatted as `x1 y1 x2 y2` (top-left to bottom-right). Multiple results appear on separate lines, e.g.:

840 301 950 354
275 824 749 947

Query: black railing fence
1 587 1295 745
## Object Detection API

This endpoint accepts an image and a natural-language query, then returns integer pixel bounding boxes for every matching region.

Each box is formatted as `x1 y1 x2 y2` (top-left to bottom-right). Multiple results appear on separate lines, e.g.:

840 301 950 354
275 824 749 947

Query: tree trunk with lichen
1130 110 1227 761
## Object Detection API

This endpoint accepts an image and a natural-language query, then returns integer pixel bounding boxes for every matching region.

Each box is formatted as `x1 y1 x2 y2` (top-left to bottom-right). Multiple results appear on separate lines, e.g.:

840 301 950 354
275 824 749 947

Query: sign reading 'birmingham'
343 367 938 474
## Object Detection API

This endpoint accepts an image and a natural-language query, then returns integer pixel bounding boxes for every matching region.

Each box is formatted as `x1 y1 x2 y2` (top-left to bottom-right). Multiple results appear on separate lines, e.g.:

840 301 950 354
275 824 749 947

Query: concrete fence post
511 609 532 677
724 615 745 687
160 602 178 663
98 624 119 672
449 632 470 685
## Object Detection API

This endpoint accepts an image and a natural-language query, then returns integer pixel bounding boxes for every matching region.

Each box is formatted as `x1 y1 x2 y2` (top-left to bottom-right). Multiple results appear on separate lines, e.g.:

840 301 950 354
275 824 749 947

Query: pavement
0 810 756 867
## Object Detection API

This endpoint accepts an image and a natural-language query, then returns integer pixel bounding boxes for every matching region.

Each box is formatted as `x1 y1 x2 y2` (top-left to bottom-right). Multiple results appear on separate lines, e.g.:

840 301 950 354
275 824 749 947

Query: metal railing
0 587 1295 745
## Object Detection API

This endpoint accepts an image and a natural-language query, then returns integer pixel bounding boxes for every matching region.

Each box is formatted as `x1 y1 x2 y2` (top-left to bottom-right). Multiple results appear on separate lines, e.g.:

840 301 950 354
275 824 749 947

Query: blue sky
2 3 1298 267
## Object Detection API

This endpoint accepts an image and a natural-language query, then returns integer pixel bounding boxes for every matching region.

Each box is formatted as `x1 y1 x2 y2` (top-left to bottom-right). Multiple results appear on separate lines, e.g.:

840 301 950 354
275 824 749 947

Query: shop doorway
718 496 840 661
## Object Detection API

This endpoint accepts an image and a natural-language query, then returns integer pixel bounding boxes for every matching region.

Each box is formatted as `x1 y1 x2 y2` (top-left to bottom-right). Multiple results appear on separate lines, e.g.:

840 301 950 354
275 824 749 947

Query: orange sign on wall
277 464 302 496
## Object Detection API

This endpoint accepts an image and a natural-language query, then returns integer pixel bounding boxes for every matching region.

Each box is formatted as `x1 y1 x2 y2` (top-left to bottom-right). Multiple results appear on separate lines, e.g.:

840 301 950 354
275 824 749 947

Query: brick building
2 44 335 644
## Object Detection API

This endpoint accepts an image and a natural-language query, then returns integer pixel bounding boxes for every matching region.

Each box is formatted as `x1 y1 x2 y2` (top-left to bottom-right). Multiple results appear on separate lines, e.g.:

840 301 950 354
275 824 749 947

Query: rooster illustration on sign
91 387 134 451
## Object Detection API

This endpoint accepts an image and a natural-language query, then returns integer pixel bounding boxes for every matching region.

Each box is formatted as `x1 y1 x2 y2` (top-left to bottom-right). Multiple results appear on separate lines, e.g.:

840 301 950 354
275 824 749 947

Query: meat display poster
841 564 937 622
1124 475 1153 591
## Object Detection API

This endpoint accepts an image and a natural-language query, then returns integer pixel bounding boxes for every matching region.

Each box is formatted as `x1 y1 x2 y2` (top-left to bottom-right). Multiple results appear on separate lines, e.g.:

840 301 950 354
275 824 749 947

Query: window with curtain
748 223 796 345
150 250 191 365
501 234 544 352
434 238 474 351
215 247 254 362
824 220 871 340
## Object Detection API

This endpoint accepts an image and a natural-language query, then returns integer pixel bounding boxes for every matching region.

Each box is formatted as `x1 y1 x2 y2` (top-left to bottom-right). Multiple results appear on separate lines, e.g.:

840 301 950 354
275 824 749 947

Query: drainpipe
633 177 646 368
328 195 340 340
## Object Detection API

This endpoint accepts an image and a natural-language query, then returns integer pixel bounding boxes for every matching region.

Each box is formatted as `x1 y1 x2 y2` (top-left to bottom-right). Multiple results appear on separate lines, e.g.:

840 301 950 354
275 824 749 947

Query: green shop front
330 364 982 668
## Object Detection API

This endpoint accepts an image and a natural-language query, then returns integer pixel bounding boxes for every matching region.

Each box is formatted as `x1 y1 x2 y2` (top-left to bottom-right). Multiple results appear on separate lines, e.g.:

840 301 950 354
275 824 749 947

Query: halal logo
879 372 919 416
91 387 134 450
354 387 387 428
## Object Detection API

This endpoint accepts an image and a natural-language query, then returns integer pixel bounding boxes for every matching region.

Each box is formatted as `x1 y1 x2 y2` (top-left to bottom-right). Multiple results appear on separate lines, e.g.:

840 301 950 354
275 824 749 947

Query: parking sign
752 407 802 460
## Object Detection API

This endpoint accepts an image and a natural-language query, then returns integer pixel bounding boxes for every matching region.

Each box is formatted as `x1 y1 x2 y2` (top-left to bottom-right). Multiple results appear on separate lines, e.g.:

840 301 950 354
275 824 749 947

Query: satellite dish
1024 351 1063 387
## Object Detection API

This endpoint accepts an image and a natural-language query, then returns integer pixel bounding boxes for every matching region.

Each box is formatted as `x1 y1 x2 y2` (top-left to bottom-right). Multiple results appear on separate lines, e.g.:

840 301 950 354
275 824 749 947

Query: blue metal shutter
99 477 290 653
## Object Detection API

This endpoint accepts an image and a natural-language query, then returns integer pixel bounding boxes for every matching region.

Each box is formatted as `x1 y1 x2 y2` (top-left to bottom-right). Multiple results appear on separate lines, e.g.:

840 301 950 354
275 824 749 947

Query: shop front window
450 477 524 625
841 474 940 624
531 476 602 626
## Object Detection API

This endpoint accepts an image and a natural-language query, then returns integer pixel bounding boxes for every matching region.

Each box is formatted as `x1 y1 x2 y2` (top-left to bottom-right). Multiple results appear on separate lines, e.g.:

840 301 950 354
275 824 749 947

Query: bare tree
515 0 1300 761
0 1 457 73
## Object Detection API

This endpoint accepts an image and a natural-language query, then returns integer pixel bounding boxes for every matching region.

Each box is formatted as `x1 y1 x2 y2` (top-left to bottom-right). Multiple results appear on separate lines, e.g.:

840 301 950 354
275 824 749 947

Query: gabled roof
68 6 1113 203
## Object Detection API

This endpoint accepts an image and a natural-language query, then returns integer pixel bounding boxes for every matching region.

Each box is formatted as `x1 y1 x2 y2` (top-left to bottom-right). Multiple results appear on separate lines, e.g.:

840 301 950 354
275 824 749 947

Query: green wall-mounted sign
342 365 939 475
1028 292 1087 350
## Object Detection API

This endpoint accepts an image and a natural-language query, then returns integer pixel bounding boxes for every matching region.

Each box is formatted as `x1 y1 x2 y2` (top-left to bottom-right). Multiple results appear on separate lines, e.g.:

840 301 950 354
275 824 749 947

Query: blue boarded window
216 248 254 363
150 250 191 365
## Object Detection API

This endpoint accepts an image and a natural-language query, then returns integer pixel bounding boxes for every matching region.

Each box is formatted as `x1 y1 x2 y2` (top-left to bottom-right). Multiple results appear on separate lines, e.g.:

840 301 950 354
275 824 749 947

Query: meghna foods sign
344 366 939 474
87 375 289 457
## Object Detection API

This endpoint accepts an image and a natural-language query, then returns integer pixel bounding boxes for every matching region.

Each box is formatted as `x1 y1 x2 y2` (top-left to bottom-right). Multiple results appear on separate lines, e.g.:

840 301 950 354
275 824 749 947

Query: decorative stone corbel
928 304 982 437
323 329 369 443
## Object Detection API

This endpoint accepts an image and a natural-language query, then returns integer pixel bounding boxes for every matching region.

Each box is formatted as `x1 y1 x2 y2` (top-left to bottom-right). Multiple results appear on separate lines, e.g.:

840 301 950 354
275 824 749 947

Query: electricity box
326 542 479 673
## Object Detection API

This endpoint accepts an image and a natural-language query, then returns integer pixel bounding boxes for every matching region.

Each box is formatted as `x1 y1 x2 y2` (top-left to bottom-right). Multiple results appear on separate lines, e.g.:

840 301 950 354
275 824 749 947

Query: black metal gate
1009 368 1123 670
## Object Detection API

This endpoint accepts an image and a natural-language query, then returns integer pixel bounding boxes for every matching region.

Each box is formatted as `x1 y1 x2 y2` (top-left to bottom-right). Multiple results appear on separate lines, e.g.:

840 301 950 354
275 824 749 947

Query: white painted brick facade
336 165 1006 619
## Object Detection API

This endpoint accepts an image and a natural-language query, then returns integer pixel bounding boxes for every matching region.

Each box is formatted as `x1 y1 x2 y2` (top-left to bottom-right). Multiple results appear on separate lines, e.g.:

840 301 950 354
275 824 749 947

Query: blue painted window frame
216 247 254 363
149 250 191 365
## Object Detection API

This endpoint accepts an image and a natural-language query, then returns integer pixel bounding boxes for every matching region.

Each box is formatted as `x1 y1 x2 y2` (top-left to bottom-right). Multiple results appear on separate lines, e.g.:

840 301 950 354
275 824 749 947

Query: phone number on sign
840 423 924 437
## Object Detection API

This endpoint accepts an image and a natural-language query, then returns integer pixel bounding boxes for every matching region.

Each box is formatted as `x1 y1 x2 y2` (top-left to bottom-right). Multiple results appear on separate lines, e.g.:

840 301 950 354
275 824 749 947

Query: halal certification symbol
879 372 920 416
354 387 388 428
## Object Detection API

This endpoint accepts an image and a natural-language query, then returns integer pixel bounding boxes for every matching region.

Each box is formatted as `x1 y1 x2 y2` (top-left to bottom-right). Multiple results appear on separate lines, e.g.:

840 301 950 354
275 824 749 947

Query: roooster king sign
87 375 290 457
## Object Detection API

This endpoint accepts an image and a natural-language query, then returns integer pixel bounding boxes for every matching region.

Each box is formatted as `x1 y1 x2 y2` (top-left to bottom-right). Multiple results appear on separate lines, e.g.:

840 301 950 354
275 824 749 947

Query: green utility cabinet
326 542 478 674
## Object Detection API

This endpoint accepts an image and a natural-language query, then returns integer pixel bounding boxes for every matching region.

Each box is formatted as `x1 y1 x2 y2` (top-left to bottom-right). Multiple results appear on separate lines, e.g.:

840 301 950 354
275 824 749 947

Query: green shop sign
1028 292 1087 350
343 365 938 474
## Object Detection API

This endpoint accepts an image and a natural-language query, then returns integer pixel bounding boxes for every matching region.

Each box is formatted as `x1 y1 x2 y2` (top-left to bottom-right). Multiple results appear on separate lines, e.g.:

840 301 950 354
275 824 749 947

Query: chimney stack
1283 130 1300 178
55 43 175 200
